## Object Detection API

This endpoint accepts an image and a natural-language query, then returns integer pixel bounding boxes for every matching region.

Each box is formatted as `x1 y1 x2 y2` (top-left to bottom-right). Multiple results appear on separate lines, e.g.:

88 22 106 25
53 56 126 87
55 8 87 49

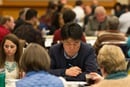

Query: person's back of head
92 0 99 6
25 8 37 20
58 0 67 5
18 8 30 20
75 0 83 6
0 15 12 25
97 45 127 75
61 22 83 40
84 5 92 15
47 1 58 10
20 43 50 73
121 4 130 12
108 16 119 30
113 2 122 11
63 9 76 23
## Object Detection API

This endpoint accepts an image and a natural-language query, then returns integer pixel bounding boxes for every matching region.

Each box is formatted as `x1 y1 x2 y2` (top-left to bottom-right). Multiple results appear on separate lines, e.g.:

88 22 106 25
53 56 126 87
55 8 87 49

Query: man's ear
5 20 10 25
4 20 10 28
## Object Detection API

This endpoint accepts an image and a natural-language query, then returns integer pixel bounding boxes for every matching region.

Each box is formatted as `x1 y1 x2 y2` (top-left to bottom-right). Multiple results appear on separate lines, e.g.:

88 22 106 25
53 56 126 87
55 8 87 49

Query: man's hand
87 72 104 84
65 66 82 77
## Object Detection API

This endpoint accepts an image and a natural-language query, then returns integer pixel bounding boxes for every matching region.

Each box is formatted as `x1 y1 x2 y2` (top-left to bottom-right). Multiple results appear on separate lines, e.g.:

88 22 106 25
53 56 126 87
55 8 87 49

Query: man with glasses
49 22 98 81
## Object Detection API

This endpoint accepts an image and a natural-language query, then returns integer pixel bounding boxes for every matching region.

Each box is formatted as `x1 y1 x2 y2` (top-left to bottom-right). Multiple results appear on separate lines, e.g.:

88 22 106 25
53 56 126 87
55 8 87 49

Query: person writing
49 22 98 81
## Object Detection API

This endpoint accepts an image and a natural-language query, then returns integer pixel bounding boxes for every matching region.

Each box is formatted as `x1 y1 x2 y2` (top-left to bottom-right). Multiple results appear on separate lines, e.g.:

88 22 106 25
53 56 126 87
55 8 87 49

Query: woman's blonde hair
20 43 50 73
97 45 127 74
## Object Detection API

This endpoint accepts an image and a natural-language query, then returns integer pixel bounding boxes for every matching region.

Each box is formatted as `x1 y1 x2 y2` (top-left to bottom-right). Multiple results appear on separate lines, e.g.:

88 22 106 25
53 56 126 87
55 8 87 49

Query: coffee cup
85 74 95 85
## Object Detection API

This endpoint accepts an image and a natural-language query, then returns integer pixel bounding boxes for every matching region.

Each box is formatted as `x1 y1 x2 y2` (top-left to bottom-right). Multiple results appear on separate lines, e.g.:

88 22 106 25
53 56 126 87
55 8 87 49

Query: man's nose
69 44 75 49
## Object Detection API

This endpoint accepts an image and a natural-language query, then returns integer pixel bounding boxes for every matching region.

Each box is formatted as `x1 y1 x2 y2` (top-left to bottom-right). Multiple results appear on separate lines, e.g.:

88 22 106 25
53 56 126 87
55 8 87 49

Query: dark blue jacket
49 42 98 81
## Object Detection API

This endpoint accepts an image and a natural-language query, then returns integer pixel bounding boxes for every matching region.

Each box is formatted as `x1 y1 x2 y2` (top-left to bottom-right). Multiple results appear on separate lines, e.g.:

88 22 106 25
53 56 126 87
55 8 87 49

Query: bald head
95 6 106 15
94 6 107 22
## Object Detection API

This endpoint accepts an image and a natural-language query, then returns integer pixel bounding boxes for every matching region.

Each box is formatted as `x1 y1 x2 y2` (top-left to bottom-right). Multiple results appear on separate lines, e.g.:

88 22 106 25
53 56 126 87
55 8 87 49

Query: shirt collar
64 51 78 59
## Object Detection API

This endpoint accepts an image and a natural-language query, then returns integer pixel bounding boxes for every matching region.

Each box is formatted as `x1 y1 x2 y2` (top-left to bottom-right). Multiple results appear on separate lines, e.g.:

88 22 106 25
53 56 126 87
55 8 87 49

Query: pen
68 63 73 67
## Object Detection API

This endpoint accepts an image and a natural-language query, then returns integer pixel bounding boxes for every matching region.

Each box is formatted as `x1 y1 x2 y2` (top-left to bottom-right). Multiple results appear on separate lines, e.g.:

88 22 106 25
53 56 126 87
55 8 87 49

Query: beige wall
117 0 128 4
0 0 3 4
0 0 116 19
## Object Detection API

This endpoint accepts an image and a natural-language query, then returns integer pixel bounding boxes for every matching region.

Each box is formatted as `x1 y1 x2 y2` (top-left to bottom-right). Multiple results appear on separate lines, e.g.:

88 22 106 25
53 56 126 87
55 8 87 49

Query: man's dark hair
126 27 130 36
128 5 130 11
61 22 83 40
63 9 76 23
19 8 29 17
19 9 25 17
75 0 83 6
25 9 37 20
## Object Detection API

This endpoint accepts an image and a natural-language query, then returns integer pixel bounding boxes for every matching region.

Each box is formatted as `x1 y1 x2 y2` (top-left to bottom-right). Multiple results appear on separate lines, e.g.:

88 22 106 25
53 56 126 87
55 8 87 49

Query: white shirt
73 6 85 27
5 62 19 79
119 12 130 33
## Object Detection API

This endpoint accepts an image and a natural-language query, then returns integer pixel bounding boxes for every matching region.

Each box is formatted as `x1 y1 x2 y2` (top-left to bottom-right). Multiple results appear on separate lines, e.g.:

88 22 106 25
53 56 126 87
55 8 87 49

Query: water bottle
0 68 5 87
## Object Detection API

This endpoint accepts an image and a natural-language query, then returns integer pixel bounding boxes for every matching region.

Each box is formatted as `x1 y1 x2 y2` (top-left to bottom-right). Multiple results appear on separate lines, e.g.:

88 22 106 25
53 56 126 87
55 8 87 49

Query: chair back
100 41 129 58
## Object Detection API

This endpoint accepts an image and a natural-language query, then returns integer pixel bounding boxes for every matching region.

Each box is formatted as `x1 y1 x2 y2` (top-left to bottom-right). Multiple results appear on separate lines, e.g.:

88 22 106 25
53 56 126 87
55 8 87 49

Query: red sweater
0 25 10 43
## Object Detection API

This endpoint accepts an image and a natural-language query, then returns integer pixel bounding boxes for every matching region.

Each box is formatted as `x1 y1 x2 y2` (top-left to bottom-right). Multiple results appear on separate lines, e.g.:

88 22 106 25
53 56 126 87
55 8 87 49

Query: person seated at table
16 43 64 87
13 8 29 30
85 6 110 36
93 16 126 55
52 8 86 45
0 15 15 44
0 34 22 79
49 22 98 81
13 8 45 47
88 45 130 87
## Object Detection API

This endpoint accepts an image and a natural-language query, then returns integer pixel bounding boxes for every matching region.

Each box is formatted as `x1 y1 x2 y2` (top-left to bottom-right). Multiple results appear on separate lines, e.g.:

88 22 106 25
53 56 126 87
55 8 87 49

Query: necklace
5 62 17 72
